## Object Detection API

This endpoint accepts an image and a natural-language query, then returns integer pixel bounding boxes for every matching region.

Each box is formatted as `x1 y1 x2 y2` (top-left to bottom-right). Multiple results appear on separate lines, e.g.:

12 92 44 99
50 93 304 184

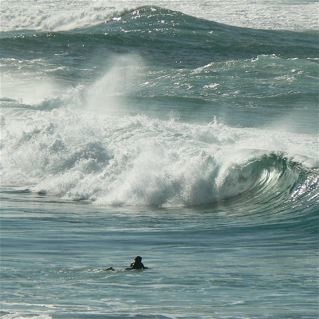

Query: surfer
104 256 148 271
127 256 148 270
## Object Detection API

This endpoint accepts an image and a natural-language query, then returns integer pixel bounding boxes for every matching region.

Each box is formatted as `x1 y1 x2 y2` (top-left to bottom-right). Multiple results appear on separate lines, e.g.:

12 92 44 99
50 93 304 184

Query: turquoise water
1 5 319 319
1 190 318 318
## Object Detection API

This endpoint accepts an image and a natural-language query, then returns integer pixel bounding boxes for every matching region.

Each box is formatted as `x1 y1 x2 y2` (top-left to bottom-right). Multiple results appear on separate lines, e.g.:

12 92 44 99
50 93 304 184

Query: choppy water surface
0 1 318 318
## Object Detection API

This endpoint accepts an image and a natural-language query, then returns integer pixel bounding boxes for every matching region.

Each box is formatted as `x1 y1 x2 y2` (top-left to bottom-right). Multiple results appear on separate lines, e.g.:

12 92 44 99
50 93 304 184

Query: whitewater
1 1 318 319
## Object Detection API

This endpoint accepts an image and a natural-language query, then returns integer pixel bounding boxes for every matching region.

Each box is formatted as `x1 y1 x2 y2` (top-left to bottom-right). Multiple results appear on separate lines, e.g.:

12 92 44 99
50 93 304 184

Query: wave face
0 6 318 222
1 6 318 63
1 0 318 31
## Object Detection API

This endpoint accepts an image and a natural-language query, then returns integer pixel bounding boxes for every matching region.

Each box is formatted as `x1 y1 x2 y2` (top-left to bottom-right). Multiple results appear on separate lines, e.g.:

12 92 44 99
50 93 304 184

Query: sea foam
1 102 317 207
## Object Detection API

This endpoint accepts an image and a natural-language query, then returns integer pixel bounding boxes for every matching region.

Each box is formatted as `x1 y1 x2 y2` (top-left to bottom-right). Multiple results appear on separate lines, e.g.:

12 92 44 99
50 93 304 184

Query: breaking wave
1 104 318 210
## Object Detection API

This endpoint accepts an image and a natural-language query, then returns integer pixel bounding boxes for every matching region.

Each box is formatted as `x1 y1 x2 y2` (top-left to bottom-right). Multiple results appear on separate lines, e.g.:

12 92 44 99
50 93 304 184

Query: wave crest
1 107 318 208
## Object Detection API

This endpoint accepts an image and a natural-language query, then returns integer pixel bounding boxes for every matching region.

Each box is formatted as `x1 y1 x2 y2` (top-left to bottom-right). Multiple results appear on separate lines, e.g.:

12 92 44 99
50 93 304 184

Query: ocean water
0 1 319 318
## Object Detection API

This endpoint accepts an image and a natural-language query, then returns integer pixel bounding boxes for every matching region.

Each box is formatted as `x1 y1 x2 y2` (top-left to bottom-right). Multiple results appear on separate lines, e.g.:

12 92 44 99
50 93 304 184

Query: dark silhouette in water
105 256 148 271
105 266 115 271
128 256 148 270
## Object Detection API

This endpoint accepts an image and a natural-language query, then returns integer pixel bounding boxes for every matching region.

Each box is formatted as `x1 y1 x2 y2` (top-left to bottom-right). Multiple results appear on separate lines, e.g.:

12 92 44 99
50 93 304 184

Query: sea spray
1 104 317 207
84 54 145 114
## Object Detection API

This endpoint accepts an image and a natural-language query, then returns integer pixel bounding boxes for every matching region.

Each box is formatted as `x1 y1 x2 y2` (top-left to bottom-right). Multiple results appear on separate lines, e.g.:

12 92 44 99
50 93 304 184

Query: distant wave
1 7 318 64
1 1 318 32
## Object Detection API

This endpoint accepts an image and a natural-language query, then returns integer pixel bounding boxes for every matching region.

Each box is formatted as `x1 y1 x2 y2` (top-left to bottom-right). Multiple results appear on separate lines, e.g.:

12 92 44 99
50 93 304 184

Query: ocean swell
1 1 318 32
1 6 318 66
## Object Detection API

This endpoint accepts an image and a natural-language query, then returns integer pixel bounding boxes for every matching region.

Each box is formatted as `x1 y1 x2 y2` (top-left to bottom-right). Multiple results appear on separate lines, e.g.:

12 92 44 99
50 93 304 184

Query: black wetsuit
130 262 147 270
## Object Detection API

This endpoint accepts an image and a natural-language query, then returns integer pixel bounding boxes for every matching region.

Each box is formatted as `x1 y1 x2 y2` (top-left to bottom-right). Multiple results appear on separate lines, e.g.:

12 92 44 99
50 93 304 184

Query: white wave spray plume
84 54 145 114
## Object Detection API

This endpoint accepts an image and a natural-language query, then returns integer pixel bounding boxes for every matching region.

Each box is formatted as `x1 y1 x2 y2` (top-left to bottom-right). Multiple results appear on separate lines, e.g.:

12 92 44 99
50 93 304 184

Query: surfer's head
135 256 142 262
